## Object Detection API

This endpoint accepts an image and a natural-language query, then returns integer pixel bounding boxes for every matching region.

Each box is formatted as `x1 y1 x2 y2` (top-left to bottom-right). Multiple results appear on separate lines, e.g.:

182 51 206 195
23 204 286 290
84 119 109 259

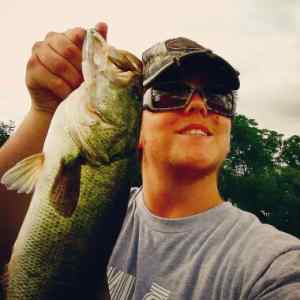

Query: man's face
138 74 232 177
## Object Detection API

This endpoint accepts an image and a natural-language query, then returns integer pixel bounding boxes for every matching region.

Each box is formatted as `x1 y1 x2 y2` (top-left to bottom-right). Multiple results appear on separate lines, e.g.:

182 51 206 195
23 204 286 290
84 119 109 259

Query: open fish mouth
84 28 142 87
108 49 142 73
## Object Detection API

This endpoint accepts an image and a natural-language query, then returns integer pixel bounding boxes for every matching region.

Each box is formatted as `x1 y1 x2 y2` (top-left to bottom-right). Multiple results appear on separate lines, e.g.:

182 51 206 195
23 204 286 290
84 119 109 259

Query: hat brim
143 51 240 90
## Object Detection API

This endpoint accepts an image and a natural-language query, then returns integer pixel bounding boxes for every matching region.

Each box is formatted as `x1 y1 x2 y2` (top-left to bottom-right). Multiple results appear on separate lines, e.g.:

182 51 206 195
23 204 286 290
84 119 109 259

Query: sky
0 0 299 138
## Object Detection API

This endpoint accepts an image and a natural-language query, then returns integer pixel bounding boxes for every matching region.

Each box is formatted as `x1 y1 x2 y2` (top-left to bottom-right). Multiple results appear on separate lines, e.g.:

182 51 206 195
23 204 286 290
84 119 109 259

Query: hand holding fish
26 22 108 114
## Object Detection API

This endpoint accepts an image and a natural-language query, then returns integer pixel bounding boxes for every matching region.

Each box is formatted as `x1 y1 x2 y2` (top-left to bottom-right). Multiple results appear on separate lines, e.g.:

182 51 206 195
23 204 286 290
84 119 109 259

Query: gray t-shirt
107 187 300 299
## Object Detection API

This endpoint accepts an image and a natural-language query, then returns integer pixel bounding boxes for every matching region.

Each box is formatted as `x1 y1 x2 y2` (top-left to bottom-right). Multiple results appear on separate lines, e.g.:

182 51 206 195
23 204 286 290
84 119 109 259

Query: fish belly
4 157 132 300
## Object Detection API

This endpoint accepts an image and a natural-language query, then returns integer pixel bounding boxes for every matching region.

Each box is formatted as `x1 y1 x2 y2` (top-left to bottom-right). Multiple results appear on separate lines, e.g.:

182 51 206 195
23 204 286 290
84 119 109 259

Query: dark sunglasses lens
206 92 234 116
152 93 188 109
151 83 191 109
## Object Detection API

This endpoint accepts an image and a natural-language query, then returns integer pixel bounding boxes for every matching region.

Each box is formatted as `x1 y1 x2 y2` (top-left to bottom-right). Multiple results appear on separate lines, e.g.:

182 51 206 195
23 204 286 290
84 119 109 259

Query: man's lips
177 124 213 136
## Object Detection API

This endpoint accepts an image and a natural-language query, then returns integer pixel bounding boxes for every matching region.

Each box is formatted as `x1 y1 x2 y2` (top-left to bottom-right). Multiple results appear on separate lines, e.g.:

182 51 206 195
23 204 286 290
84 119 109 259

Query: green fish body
1 28 142 299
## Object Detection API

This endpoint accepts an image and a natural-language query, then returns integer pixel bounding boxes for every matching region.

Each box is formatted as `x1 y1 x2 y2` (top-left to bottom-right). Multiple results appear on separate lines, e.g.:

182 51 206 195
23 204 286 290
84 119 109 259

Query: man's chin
169 159 220 179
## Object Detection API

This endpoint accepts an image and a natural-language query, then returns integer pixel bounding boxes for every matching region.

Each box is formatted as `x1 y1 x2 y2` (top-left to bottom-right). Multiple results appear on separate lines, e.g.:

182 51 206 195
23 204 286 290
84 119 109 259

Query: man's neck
142 162 224 218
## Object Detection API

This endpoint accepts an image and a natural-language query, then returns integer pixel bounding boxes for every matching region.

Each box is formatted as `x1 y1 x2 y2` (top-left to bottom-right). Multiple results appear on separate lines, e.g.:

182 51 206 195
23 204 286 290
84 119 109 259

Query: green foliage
220 114 300 238
280 135 300 168
227 116 284 176
0 120 15 146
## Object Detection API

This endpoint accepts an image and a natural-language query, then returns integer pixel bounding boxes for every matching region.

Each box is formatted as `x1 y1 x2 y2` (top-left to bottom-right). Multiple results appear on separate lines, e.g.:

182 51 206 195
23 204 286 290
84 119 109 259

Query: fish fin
1 271 8 299
50 158 81 217
97 277 111 300
0 153 44 194
1 263 9 295
1 254 18 297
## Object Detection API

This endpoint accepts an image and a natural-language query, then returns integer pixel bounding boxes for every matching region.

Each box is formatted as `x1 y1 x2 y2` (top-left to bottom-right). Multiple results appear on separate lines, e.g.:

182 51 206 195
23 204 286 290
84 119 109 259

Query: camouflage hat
142 37 240 90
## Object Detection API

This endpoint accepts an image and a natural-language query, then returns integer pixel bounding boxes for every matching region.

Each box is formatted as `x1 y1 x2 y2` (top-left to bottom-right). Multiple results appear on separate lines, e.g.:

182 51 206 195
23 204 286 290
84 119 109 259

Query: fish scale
1 28 142 299
10 161 130 299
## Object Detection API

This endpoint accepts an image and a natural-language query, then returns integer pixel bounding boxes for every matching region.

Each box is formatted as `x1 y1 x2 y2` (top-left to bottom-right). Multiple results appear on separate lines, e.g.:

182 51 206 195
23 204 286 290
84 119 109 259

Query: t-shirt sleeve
250 249 300 300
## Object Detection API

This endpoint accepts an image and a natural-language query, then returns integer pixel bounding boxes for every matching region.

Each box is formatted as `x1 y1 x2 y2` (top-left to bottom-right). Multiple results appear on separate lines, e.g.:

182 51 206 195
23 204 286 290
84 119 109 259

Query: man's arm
0 22 108 271
0 109 53 270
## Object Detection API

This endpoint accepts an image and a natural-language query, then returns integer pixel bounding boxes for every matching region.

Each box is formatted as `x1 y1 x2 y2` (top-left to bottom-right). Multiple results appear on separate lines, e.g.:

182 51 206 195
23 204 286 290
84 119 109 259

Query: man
0 22 299 299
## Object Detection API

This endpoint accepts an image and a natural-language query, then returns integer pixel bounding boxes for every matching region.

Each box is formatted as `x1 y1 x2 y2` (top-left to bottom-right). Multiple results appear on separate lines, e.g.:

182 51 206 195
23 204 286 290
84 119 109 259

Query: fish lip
177 124 213 136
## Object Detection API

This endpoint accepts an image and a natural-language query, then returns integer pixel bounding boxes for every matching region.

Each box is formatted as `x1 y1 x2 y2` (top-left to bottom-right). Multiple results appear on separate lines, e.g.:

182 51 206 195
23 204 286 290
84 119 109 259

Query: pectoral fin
50 157 82 217
0 153 44 194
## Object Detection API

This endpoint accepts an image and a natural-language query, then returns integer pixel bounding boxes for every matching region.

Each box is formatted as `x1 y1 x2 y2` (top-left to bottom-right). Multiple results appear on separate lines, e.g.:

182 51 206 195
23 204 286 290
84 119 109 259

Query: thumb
94 22 108 40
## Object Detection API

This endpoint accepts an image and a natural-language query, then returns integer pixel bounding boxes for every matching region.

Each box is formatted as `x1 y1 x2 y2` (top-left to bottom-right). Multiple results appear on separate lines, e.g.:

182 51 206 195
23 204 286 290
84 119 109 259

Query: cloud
240 0 299 34
271 83 300 119
222 1 300 137
0 0 299 138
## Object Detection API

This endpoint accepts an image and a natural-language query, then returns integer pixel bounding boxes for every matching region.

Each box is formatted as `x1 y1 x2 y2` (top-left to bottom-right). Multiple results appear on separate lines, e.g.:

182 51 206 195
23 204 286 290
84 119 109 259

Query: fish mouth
108 49 142 73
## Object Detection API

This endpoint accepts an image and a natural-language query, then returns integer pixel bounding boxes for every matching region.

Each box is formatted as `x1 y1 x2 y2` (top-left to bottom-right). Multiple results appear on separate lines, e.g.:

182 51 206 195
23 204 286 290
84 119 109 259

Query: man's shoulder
231 205 300 250
234 209 300 299
218 204 300 298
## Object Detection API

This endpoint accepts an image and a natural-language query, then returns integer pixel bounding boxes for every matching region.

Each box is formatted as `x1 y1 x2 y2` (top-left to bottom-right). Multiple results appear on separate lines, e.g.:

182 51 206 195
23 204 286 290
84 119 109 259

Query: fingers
26 23 108 105
94 22 108 40
26 27 86 98
26 54 73 100
63 27 86 48
34 41 83 88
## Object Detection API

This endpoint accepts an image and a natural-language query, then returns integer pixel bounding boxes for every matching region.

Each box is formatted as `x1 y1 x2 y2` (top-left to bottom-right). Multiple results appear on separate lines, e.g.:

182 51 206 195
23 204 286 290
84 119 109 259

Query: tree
0 120 15 147
226 115 284 176
220 114 300 238
279 135 300 168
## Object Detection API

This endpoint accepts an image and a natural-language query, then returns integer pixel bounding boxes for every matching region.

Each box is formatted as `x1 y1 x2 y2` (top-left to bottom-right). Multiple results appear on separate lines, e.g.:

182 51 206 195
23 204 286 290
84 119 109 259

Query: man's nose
184 90 208 116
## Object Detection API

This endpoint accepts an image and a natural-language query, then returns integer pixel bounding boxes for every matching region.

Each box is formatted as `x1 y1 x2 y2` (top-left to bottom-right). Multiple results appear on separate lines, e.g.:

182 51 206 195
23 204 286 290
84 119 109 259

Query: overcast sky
0 0 299 138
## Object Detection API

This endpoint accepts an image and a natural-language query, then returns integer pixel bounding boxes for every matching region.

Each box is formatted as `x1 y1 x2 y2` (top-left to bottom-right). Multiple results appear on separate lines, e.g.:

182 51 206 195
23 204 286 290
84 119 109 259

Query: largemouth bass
1 28 142 299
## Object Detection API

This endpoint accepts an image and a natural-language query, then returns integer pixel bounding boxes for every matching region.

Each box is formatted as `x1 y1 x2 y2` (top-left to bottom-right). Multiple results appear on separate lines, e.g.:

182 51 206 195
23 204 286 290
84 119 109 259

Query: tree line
1 116 300 238
219 115 300 238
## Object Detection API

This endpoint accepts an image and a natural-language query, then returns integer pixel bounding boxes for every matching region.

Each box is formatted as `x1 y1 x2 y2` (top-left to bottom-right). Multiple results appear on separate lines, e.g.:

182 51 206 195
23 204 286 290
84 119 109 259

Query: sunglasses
143 81 236 118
